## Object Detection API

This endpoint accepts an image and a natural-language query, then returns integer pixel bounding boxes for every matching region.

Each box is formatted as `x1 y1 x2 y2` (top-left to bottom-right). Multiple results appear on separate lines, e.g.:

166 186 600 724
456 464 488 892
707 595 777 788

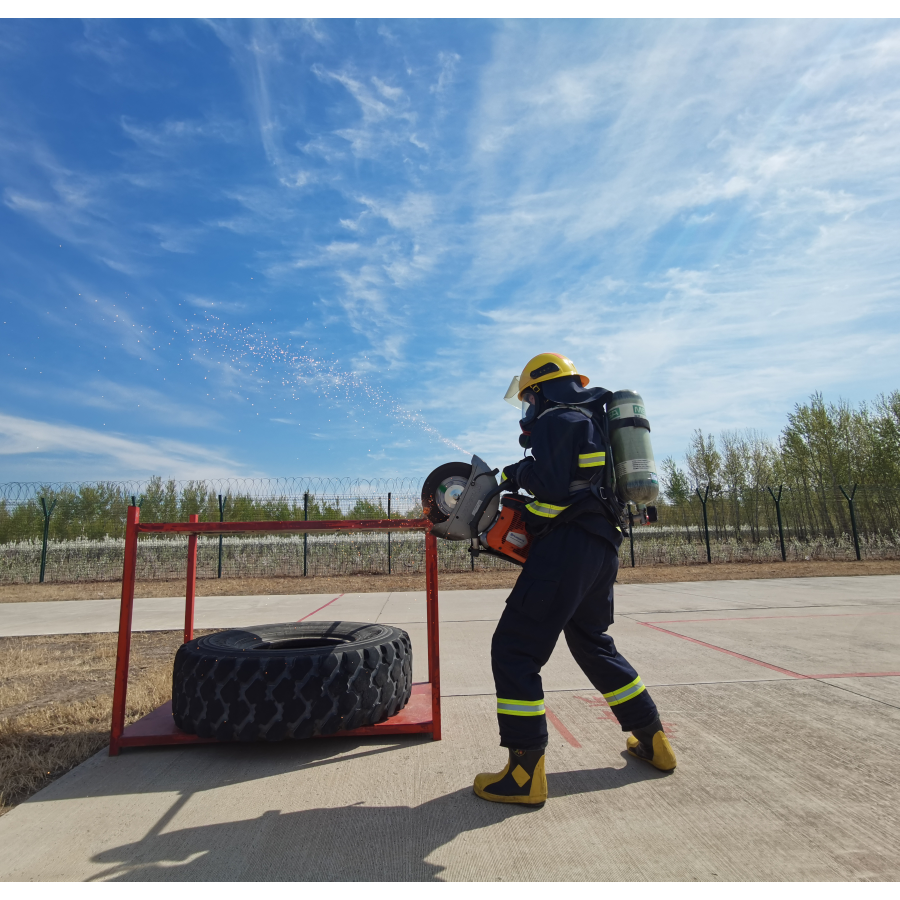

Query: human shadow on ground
87 757 663 881
42 735 422 802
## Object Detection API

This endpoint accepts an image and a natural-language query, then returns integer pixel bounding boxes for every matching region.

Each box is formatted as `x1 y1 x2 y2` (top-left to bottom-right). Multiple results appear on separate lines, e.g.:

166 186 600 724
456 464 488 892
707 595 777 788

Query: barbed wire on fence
0 476 425 505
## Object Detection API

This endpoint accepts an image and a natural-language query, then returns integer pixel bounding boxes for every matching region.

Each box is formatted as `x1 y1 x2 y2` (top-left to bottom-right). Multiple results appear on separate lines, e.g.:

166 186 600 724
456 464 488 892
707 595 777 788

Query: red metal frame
109 508 441 755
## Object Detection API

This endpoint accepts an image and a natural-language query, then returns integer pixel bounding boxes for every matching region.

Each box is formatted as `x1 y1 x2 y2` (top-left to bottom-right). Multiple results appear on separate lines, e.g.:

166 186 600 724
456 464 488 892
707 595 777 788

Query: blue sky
2 19 899 483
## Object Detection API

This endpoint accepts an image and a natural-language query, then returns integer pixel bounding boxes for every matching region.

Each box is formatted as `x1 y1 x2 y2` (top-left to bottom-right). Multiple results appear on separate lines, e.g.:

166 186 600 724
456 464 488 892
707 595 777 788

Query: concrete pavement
0 575 898 880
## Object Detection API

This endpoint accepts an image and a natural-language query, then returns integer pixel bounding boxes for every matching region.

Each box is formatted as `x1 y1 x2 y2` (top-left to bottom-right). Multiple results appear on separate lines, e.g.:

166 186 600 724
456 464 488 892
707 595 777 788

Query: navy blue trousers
491 523 659 750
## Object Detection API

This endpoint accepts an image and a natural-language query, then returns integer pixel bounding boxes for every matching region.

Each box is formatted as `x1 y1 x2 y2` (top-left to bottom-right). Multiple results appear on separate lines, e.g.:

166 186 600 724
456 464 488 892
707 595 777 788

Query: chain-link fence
2 479 899 584
622 483 900 567
0 478 517 584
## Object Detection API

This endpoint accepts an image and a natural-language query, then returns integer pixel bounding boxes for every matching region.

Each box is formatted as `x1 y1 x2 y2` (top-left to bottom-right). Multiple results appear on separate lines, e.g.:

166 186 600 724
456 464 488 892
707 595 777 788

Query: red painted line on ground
544 704 582 748
806 671 900 679
637 621 805 678
639 623 900 682
641 610 900 625
297 593 345 622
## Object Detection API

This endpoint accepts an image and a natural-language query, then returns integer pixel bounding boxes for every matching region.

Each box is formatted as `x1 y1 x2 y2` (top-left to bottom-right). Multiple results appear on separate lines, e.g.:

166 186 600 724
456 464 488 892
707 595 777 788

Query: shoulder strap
586 407 627 527
536 404 592 421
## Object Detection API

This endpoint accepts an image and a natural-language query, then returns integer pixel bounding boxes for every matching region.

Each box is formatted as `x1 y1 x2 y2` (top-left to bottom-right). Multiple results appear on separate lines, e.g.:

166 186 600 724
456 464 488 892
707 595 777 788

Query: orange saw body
422 455 533 567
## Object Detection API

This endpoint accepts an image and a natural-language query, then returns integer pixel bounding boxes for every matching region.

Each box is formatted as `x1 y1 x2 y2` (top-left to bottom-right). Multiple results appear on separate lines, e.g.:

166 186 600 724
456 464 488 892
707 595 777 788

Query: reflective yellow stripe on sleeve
497 698 546 717
578 452 606 467
602 676 646 707
525 500 569 518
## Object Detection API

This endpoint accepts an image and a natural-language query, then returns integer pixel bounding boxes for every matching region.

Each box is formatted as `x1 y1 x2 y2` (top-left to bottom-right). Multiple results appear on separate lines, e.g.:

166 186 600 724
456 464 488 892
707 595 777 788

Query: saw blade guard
422 455 501 541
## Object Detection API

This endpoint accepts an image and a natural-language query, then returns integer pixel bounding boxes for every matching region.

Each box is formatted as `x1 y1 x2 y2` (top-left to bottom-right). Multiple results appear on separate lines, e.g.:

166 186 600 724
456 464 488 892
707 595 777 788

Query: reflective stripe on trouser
603 676 646 706
578 452 605 467
497 698 546 717
492 523 659 750
526 500 569 518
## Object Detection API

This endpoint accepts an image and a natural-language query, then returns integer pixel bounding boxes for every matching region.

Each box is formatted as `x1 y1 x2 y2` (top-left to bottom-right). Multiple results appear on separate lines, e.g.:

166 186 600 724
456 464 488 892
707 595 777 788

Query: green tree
685 430 722 491
346 498 387 520
661 456 694 541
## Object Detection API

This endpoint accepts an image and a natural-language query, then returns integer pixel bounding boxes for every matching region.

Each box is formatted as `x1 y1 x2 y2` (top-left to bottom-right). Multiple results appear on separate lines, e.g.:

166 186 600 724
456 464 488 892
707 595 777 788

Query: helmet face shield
503 375 521 407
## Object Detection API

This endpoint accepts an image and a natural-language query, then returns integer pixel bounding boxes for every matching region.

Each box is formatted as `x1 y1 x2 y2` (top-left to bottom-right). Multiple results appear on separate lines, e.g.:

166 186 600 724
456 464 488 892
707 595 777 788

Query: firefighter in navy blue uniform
473 353 677 807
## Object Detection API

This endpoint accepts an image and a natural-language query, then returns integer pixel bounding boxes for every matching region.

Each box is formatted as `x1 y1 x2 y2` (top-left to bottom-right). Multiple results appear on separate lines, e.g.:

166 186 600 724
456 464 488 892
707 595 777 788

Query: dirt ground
0 630 212 815
2 559 900 603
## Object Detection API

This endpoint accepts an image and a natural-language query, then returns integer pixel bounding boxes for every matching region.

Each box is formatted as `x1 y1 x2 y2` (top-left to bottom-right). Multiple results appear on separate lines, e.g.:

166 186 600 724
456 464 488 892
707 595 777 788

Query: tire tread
172 622 413 741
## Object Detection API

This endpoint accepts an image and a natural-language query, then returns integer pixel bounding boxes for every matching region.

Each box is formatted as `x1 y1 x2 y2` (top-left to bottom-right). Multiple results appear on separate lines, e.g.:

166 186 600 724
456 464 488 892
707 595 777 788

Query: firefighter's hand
501 463 520 490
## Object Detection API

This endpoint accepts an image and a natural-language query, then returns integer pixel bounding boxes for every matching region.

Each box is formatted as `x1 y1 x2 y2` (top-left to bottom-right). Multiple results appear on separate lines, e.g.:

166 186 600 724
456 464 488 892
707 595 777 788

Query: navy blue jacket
512 407 623 550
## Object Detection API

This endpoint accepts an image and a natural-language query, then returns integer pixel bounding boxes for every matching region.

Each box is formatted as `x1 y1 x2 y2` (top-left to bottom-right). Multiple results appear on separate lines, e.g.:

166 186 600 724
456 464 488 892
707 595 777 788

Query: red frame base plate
117 682 435 750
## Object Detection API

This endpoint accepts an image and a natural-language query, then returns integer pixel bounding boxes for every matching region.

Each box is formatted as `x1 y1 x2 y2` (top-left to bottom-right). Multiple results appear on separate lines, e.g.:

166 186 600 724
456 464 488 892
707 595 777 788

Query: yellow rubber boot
473 748 548 806
626 718 677 771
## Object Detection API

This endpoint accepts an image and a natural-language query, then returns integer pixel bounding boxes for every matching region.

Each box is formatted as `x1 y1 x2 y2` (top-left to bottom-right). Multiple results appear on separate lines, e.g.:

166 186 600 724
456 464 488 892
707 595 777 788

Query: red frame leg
109 506 139 756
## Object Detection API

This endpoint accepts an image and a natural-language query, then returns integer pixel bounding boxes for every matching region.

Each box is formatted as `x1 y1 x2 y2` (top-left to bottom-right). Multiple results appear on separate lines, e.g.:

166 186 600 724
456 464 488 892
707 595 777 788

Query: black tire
171 621 413 741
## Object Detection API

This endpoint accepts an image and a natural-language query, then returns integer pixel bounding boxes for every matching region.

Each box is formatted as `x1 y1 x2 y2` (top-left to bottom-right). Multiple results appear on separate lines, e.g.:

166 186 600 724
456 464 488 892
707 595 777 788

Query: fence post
839 484 861 561
767 484 786 561
303 492 309 576
39 496 57 584
217 494 227 578
387 492 392 575
628 503 636 567
696 484 712 563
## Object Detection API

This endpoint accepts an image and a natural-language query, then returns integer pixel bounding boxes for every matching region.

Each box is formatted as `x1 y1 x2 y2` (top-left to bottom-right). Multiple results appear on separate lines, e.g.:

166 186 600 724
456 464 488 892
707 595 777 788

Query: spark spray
188 321 471 456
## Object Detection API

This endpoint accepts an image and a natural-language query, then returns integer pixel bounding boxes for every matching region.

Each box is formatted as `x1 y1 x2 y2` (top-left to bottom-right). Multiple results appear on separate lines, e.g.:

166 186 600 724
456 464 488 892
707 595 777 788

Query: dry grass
3 559 900 604
614 558 900 583
0 570 519 602
0 630 203 816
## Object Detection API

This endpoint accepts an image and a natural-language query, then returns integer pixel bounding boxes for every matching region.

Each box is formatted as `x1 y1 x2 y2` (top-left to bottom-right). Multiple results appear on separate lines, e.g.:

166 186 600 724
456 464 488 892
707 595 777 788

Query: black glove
501 463 521 490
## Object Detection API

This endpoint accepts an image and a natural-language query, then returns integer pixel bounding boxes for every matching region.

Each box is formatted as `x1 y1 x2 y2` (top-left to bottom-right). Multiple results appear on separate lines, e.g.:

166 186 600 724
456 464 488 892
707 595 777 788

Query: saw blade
421 462 472 524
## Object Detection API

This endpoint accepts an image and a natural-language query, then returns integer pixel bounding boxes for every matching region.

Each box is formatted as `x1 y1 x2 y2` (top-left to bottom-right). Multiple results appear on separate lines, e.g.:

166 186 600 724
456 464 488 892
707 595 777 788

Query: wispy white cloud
120 115 240 156
0 412 244 479
311 63 419 160
460 22 900 285
0 121 230 277
30 378 222 429
72 20 134 67
426 20 900 462
430 52 460 95
183 294 248 314
145 223 205 254
299 19 329 45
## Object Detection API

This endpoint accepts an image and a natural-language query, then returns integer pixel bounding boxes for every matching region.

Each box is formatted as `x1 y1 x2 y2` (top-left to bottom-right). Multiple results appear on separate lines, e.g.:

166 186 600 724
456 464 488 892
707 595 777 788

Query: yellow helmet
503 352 589 405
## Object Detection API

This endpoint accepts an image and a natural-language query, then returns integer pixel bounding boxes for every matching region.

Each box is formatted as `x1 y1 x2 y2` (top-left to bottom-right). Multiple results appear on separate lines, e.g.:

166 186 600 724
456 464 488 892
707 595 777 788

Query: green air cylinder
608 389 659 505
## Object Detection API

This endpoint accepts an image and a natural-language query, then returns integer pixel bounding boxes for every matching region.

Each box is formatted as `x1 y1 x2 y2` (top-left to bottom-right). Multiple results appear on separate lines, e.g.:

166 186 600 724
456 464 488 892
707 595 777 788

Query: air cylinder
608 389 659 505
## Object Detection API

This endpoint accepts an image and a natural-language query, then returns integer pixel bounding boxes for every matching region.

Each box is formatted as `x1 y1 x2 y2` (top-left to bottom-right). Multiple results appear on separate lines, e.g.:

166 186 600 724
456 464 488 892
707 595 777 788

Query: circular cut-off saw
422 455 533 566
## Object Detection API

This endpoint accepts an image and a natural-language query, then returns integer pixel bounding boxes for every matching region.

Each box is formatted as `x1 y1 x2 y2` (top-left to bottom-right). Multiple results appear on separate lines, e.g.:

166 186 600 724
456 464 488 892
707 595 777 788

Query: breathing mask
504 377 543 447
